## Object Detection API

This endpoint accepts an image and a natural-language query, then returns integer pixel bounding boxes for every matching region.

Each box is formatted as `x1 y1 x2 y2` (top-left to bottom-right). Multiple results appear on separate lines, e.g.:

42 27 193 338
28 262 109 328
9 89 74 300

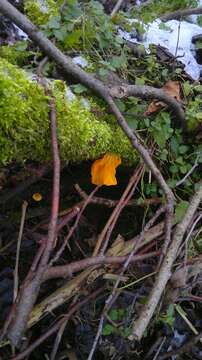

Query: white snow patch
64 87 76 101
72 56 89 68
13 25 28 40
37 0 49 13
119 19 202 80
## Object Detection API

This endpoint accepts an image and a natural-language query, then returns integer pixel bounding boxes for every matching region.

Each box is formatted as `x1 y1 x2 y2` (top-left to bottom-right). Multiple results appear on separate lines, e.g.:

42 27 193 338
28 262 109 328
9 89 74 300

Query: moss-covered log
0 58 136 165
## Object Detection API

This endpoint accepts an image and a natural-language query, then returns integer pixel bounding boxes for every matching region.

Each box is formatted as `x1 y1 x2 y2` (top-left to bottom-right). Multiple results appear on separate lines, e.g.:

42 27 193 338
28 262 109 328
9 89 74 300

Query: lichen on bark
0 58 137 166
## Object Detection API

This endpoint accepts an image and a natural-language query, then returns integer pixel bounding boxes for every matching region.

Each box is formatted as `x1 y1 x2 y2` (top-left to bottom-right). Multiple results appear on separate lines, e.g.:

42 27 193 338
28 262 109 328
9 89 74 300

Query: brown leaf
144 80 181 116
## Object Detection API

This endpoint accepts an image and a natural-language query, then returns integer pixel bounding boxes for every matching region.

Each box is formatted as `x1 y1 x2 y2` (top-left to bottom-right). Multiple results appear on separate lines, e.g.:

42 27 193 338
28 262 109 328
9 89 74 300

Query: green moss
0 42 30 66
24 0 63 26
0 58 137 166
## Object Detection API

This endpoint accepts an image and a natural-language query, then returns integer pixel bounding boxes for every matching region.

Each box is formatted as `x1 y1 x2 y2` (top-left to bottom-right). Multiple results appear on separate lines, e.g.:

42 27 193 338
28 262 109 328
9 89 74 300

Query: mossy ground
0 58 136 166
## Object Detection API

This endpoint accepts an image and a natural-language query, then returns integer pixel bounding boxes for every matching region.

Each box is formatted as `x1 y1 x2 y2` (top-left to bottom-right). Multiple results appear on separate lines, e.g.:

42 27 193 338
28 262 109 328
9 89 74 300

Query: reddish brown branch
7 95 60 347
75 184 162 208
11 288 103 360
44 251 160 280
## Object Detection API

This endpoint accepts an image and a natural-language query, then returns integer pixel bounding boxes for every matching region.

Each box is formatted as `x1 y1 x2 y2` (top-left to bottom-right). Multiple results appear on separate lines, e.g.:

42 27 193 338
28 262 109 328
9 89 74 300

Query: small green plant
157 304 175 329
102 308 132 338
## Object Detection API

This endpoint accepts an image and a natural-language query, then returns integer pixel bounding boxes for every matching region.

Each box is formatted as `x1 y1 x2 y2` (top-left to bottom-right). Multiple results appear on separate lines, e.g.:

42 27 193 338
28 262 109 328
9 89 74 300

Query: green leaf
182 81 192 96
179 145 189 154
102 324 114 336
110 309 119 321
115 99 126 112
48 16 61 29
15 41 28 51
109 55 126 69
194 84 202 93
72 84 87 94
196 112 202 120
126 118 138 130
135 77 145 85
175 201 189 223
53 27 67 41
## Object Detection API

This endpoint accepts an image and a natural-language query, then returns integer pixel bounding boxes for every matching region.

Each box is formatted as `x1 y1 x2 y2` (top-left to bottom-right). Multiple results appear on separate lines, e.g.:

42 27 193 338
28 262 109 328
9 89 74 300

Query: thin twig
159 331 202 359
93 165 143 256
75 183 162 208
176 155 199 187
50 319 67 360
44 251 159 280
88 205 166 360
100 165 144 255
172 20 181 73
49 186 99 266
109 85 185 130
7 92 61 347
130 182 202 341
13 201 28 301
111 0 125 17
11 288 103 360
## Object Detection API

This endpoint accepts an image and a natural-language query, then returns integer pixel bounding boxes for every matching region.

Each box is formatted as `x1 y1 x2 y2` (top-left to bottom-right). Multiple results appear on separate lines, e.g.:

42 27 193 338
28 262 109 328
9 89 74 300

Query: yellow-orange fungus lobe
91 153 121 186
32 192 43 201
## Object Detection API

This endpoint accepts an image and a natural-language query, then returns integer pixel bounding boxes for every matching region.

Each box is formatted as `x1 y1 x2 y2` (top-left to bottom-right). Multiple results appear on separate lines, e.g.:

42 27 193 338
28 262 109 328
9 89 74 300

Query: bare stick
75 183 162 208
50 186 99 266
88 205 166 359
109 84 185 130
176 155 199 187
129 182 202 341
159 331 202 359
7 94 60 347
106 97 174 266
44 251 159 280
11 288 103 360
100 165 144 255
111 0 125 17
93 166 143 256
13 201 28 301
160 6 202 22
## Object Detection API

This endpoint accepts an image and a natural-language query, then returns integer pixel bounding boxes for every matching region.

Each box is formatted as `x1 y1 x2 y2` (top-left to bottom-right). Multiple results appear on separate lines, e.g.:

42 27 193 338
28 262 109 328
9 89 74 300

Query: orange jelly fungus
32 192 43 202
91 153 121 186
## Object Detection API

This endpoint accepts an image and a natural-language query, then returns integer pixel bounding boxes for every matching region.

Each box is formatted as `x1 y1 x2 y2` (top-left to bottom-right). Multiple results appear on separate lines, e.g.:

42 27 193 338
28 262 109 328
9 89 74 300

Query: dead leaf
145 80 181 116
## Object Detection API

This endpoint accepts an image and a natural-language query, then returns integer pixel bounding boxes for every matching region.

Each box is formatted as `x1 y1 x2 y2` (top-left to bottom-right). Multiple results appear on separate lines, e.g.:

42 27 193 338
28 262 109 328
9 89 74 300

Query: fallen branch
129 181 202 341
159 331 202 359
88 204 166 360
44 251 159 280
75 183 162 208
7 93 60 347
0 0 176 346
28 221 164 328
13 201 28 301
11 288 103 360
160 6 202 22
109 84 185 131
93 165 144 256
111 0 125 17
